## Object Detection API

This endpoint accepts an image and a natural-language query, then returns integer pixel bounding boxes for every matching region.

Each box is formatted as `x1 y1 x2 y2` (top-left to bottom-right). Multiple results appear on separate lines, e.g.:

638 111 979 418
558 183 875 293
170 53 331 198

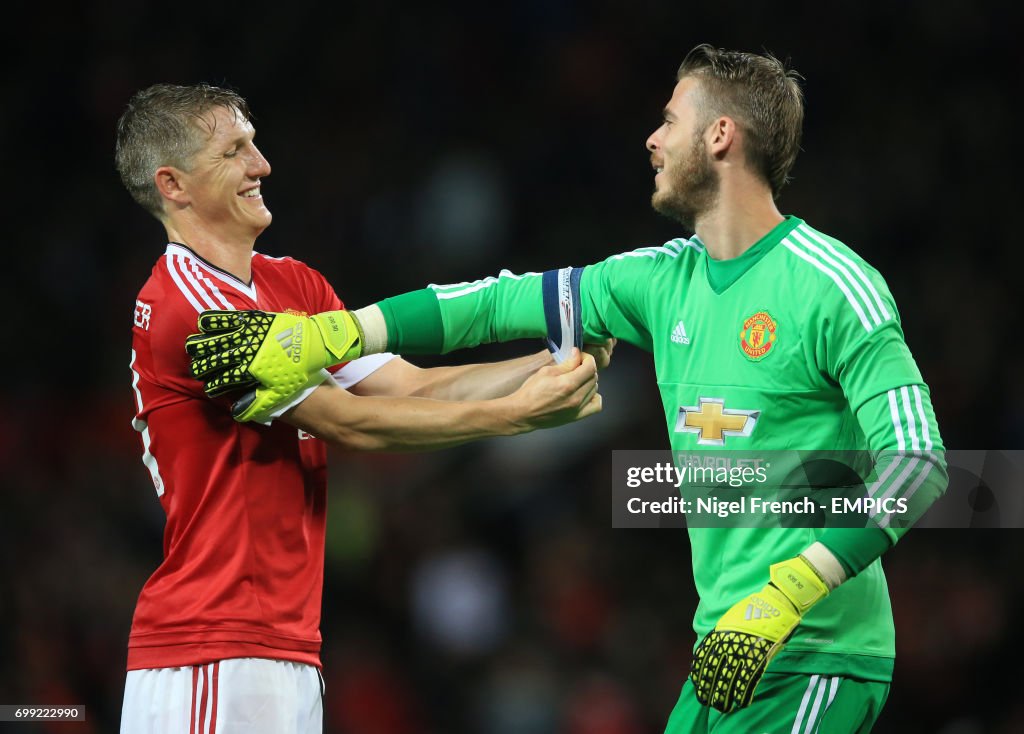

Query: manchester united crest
739 310 778 360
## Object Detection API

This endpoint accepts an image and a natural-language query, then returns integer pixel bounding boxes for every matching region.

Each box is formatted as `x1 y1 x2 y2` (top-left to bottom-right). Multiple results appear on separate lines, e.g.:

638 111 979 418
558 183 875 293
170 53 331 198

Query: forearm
813 448 946 575
285 350 599 450
798 446 947 586
813 529 891 581
783 369 947 583
354 270 550 356
284 381 526 451
406 351 553 401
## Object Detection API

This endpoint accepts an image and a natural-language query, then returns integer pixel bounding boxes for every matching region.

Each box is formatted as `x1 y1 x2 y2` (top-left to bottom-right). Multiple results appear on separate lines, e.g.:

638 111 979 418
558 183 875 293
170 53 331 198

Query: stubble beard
651 134 719 232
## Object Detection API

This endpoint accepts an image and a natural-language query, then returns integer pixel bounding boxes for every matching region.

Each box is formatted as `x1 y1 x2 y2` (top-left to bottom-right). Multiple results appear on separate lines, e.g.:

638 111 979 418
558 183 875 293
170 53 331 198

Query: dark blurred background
2 1 1022 732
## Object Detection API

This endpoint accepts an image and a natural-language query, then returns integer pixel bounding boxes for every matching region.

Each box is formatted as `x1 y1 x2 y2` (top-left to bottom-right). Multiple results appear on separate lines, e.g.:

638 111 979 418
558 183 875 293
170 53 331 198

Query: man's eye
225 149 239 158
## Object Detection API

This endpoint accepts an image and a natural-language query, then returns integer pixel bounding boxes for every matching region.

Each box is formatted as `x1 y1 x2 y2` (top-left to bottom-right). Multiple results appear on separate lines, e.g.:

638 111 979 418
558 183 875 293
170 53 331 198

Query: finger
186 325 266 358
190 351 244 379
187 330 242 358
566 368 599 409
196 310 246 334
568 352 598 384
577 391 603 419
719 651 741 712
189 321 274 360
587 338 616 370
204 368 259 398
582 346 609 370
231 390 258 419
537 347 581 378
561 364 598 397
554 347 583 371
578 381 599 412
741 659 765 708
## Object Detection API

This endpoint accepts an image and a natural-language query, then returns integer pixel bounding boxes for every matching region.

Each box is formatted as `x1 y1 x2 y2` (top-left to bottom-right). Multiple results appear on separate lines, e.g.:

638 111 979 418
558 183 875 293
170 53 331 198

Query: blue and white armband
541 267 584 364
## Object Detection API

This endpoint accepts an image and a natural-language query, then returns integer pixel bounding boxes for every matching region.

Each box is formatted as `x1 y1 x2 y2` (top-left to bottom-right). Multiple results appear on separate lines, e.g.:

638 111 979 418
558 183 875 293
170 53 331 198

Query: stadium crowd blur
2 1 1022 732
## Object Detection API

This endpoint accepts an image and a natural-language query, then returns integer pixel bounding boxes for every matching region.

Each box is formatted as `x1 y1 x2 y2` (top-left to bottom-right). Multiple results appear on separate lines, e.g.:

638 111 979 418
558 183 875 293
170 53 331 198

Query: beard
651 134 719 231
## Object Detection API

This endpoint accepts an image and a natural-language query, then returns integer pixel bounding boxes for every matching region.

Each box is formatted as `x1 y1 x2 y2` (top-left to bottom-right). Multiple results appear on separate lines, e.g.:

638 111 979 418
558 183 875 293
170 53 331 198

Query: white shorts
120 657 323 734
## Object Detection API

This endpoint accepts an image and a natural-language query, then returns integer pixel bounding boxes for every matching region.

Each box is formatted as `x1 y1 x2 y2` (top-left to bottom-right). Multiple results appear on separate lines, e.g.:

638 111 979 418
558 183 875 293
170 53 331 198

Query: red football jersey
127 242 391 671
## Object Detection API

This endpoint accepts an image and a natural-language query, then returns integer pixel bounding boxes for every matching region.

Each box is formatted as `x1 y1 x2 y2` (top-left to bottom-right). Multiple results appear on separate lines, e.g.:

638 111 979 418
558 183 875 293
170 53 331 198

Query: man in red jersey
116 83 603 734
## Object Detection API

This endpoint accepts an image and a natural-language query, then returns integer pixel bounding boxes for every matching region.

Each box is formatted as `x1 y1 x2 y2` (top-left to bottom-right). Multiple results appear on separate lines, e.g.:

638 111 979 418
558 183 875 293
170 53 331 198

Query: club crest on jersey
739 310 778 361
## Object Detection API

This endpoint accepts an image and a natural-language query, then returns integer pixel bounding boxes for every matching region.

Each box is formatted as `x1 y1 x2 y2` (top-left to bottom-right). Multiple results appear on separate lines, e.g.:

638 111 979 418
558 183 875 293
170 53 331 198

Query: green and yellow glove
690 555 829 713
186 309 364 422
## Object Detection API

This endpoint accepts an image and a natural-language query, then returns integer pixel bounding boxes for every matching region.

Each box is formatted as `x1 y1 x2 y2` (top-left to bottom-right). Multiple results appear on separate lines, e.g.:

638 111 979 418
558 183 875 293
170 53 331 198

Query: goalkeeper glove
690 555 829 713
186 309 364 422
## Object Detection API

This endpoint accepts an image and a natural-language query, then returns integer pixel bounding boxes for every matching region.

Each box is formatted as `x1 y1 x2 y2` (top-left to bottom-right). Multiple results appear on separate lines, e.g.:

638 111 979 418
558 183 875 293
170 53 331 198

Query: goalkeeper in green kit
186 45 947 733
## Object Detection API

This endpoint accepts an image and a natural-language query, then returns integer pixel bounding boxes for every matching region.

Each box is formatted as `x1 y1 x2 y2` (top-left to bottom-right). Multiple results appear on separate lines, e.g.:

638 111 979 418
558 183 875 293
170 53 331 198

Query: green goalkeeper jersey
379 215 946 682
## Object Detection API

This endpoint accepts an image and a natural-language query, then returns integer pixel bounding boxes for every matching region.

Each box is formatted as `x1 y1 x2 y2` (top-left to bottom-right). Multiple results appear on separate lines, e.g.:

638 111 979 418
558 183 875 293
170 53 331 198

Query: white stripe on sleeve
782 239 873 332
799 225 891 321
900 386 920 451
790 229 881 327
912 385 933 450
887 390 906 451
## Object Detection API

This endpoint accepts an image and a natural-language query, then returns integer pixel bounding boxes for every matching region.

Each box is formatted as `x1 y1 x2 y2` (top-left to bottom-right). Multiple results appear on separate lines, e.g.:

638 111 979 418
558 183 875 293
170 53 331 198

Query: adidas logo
744 597 782 621
671 321 690 345
276 323 304 363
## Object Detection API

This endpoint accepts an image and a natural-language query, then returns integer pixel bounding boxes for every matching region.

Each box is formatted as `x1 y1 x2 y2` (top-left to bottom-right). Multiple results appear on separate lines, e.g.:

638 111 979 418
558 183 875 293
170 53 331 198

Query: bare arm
281 350 601 451
347 351 553 401
349 340 617 401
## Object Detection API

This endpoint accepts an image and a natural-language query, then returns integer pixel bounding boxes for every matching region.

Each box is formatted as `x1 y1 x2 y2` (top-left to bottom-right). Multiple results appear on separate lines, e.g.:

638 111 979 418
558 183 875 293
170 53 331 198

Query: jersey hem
129 626 321 648
769 649 894 682
126 641 322 671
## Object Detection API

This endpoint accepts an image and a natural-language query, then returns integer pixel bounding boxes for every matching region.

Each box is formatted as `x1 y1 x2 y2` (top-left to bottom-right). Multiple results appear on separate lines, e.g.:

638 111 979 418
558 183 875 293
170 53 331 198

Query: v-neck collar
700 216 802 294
165 242 259 301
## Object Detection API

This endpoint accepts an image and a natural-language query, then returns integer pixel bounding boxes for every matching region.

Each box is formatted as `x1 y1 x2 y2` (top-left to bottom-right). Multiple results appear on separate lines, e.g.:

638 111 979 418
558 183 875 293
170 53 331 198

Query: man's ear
706 116 737 160
154 166 190 207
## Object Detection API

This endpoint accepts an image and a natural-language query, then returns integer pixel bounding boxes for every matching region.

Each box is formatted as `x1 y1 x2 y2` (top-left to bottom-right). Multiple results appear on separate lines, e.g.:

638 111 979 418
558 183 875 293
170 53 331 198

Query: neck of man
694 175 784 261
164 217 258 284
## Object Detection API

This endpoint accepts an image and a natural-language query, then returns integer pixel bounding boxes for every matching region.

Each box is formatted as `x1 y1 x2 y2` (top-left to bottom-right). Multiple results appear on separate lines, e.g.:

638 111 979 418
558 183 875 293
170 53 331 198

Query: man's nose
248 144 271 177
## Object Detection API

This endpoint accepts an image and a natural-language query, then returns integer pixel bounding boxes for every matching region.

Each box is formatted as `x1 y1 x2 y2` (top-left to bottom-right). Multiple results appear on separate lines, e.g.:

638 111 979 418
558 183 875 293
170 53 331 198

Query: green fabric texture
819 528 893 577
665 673 890 733
378 289 445 354
377 216 948 683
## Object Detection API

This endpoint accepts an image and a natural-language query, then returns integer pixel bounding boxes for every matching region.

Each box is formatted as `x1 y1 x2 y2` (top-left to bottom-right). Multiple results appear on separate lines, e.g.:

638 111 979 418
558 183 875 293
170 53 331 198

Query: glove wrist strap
311 311 364 365
769 556 830 613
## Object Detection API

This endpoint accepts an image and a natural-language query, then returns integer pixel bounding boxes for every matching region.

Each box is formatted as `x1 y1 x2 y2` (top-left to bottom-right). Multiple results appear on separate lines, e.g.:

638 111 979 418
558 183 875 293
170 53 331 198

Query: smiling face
175 104 272 241
646 77 719 230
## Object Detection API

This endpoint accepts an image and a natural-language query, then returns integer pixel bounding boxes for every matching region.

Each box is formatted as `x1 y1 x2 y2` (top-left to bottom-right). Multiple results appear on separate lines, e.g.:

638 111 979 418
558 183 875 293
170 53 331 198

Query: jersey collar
165 242 259 302
701 215 803 294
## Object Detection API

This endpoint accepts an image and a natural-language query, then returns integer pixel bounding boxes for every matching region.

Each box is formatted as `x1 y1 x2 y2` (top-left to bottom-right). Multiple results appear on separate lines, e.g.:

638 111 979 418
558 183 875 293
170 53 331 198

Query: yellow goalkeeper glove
690 555 830 713
186 309 363 422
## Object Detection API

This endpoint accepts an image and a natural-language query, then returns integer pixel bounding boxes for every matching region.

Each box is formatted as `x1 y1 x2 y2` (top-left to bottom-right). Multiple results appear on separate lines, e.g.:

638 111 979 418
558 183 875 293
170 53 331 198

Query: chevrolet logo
675 397 760 446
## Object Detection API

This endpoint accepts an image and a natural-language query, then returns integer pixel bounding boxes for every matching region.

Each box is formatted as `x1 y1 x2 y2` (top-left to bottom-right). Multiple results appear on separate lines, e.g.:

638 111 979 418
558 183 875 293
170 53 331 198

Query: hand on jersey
583 338 616 371
186 309 363 422
690 555 829 713
509 348 602 430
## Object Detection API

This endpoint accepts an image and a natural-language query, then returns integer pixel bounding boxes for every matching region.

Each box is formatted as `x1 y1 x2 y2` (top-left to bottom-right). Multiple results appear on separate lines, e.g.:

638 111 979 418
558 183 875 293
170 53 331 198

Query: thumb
232 390 258 420
554 347 583 372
